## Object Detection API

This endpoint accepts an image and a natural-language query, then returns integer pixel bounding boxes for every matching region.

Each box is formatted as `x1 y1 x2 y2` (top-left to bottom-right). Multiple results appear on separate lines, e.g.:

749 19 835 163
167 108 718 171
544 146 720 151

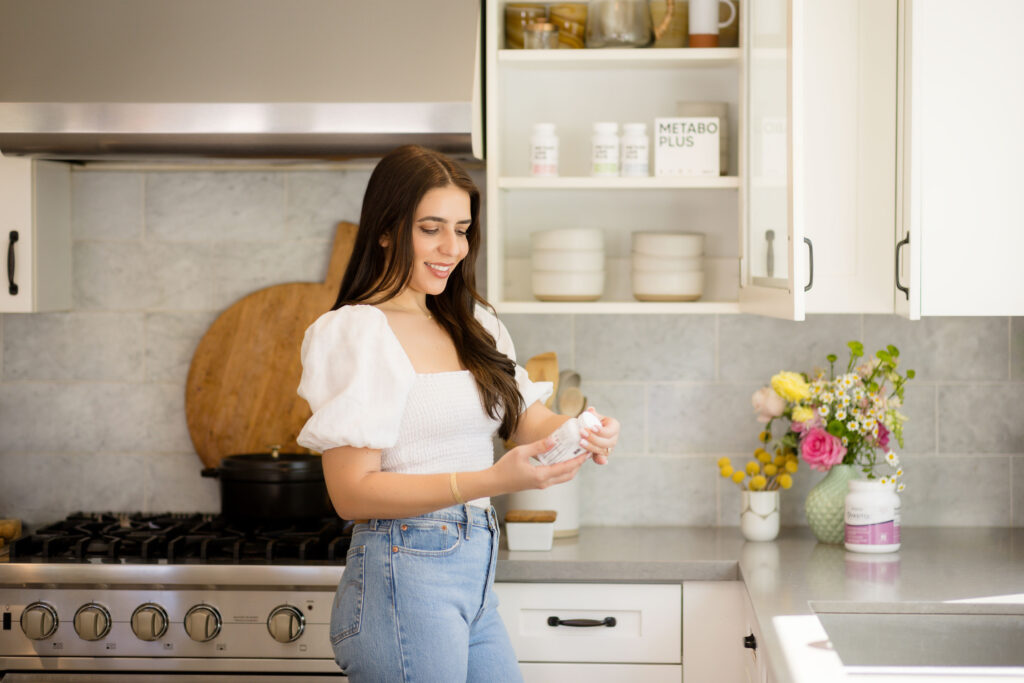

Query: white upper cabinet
896 0 1024 318
0 156 72 313
485 0 897 319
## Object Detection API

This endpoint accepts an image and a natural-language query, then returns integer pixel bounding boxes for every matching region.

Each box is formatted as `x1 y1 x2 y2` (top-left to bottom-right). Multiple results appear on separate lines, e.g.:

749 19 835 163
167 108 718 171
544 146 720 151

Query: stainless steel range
0 513 351 680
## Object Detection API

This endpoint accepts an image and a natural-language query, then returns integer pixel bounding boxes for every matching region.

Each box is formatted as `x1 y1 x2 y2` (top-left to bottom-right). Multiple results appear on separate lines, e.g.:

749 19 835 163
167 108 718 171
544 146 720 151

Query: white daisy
886 451 899 466
897 483 906 492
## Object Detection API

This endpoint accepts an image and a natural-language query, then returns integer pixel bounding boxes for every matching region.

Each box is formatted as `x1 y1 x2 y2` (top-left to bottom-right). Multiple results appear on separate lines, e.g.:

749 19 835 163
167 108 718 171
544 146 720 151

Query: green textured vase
804 464 858 544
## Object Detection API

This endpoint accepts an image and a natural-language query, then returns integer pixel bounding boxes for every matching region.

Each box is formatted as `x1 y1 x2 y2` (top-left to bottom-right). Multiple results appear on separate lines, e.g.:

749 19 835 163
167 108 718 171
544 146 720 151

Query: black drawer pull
547 616 616 628
7 230 18 296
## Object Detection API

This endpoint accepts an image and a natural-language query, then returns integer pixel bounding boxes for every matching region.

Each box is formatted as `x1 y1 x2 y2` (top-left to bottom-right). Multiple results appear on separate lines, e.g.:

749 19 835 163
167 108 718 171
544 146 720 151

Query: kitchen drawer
520 663 682 682
495 582 681 664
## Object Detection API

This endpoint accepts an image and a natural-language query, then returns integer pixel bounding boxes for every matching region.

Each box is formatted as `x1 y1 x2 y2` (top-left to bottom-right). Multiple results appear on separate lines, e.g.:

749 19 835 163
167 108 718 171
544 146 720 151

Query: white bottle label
531 142 558 177
535 413 603 465
592 142 620 176
621 140 649 176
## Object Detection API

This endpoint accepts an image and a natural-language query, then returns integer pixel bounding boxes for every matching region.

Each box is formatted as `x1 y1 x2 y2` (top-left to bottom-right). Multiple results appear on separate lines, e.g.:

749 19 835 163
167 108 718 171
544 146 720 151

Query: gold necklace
382 303 432 319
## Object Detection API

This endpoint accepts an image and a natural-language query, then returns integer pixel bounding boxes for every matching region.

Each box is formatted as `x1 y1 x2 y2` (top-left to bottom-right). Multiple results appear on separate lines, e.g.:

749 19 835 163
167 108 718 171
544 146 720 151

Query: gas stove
0 512 352 679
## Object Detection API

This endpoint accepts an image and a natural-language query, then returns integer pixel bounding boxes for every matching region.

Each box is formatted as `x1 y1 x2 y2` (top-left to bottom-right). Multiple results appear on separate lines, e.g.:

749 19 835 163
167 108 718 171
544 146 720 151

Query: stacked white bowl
530 229 605 301
631 232 704 301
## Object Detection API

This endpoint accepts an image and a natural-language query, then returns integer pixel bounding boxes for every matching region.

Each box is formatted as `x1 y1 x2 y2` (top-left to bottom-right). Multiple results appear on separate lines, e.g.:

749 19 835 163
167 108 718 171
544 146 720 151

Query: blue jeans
331 504 522 683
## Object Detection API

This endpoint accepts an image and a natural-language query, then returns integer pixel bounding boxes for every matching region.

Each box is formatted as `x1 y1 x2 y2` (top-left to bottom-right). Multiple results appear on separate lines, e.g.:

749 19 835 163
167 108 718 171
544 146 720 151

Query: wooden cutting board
185 221 358 468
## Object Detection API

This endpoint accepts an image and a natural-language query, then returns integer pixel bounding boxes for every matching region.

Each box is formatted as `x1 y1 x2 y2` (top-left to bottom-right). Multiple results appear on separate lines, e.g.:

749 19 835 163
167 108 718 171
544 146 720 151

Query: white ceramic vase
740 490 780 542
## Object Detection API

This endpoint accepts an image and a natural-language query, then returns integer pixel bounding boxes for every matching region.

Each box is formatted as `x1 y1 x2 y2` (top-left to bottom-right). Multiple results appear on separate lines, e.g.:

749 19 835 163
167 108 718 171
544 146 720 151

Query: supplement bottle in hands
535 411 603 465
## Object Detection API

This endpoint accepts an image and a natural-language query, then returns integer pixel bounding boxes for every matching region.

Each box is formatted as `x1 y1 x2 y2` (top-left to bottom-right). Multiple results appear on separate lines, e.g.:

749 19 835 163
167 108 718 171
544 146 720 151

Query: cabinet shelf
499 176 739 190
498 48 740 69
493 300 741 315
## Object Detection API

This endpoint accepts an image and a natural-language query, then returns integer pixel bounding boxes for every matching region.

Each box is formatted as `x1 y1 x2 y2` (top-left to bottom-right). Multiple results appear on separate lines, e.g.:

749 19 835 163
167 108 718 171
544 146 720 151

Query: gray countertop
496 526 1024 682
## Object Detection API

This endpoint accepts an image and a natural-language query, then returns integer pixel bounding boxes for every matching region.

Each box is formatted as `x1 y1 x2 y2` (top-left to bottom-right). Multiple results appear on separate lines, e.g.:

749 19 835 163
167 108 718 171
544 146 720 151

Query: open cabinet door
739 0 806 320
894 0 921 320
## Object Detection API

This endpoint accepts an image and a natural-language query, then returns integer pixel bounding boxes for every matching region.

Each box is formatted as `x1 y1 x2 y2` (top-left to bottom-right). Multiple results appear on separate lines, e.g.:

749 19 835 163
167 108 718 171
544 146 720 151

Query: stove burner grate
8 512 352 565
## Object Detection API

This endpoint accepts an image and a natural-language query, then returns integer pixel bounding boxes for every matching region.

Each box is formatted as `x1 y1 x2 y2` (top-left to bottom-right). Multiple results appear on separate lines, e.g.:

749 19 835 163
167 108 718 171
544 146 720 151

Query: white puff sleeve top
295 305 552 497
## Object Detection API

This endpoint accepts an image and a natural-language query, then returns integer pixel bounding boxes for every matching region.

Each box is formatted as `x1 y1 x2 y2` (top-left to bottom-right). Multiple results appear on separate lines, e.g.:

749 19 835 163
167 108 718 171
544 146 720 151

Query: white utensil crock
506 477 580 538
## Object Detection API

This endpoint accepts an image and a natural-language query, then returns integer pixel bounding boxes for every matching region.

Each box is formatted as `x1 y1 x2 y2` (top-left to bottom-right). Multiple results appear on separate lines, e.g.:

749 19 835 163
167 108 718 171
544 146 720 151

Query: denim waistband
366 504 497 532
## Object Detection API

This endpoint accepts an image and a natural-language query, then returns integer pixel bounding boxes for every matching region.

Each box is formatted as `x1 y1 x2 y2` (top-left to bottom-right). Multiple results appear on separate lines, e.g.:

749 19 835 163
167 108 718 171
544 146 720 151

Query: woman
296 145 620 682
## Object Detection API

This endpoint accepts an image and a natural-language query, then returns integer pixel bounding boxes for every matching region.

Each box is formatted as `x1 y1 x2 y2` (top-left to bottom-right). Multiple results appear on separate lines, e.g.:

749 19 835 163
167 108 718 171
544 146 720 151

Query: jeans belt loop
463 503 471 540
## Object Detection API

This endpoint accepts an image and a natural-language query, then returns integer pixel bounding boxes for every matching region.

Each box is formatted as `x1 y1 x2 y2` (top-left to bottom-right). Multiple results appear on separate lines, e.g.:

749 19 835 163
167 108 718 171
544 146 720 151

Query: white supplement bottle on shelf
591 122 620 177
530 123 559 177
844 479 901 553
535 411 603 466
620 122 650 177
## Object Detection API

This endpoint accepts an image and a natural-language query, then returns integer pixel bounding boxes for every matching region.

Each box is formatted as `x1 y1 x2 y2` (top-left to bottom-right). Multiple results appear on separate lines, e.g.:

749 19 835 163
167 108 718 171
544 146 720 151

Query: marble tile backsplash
1 166 1022 529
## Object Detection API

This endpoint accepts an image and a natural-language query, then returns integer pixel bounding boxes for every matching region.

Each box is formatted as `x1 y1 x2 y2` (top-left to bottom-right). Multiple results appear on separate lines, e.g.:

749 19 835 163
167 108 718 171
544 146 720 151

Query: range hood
0 0 483 161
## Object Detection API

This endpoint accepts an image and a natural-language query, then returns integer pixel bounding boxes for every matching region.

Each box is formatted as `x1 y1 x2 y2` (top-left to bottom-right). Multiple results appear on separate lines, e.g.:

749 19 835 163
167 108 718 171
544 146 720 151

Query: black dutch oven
201 446 334 522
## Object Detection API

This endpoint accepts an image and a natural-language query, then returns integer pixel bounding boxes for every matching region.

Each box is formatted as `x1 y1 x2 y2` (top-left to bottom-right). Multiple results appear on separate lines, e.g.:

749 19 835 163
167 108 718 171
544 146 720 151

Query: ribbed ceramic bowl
631 270 703 301
531 248 605 272
631 253 703 272
631 231 704 257
532 270 604 301
531 228 605 251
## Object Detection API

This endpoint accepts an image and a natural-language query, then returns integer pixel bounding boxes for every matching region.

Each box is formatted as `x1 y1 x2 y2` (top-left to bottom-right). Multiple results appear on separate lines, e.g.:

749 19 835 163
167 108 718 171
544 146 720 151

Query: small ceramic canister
741 490 780 542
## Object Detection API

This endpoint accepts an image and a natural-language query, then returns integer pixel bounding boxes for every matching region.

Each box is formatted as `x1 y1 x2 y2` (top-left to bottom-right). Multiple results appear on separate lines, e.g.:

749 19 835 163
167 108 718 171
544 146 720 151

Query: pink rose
752 386 786 424
877 422 890 449
800 427 847 472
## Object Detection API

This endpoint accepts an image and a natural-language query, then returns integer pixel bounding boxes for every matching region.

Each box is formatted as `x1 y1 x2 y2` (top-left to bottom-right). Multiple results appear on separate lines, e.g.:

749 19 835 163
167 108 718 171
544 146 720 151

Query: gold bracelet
449 472 465 504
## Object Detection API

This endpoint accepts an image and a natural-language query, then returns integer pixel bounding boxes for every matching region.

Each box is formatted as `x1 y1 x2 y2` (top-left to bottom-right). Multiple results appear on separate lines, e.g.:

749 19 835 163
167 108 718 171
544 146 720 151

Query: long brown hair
332 145 524 440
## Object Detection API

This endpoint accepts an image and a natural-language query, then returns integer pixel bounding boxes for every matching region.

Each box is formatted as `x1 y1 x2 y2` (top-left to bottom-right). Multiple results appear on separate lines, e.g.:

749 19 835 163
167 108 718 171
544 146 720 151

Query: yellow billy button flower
764 463 778 477
732 471 746 484
756 449 771 463
773 454 786 467
717 456 732 468
746 461 761 476
720 465 735 478
771 371 811 402
785 460 799 473
759 431 771 443
777 473 793 489
749 475 768 491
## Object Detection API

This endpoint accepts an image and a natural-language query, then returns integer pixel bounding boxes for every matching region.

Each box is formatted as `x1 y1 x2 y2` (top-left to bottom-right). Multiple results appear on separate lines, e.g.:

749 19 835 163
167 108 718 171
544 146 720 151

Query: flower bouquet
759 342 913 484
746 341 914 543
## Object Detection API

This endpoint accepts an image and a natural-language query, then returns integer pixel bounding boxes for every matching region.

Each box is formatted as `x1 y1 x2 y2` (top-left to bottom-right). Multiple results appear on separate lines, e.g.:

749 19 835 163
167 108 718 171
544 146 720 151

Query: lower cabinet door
520 662 682 682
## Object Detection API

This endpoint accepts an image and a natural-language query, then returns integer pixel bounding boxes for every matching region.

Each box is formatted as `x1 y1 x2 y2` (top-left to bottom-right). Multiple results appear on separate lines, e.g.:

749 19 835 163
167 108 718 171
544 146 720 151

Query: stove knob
267 605 305 643
184 605 222 642
20 602 58 640
73 603 112 641
131 603 169 641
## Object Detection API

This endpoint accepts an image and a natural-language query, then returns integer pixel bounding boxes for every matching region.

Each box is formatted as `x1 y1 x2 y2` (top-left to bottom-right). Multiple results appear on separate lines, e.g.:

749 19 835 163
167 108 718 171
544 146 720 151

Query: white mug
689 0 737 47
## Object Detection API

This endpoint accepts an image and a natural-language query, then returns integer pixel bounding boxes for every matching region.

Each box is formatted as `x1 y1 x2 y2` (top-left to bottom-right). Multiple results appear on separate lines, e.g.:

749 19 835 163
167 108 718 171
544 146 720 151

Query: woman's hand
492 437 589 494
579 407 620 465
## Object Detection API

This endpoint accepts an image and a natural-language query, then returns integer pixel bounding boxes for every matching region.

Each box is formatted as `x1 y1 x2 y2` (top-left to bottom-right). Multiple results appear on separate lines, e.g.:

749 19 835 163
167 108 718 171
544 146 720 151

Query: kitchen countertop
496 526 1024 682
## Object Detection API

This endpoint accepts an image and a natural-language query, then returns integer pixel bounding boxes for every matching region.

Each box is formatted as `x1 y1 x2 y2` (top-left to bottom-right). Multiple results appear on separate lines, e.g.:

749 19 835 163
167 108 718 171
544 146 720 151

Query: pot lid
217 449 325 483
